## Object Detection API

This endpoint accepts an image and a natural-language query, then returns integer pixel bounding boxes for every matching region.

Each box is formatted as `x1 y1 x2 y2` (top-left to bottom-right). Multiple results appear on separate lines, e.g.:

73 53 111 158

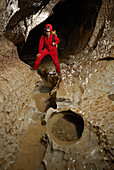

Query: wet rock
0 0 113 169
41 17 114 169
0 36 41 169
33 80 57 113
43 120 113 170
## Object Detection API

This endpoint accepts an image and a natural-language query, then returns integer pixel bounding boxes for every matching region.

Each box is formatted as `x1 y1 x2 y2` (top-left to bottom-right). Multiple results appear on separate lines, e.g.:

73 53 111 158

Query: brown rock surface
0 36 41 169
8 119 46 170
0 0 113 169
1 0 60 44
41 12 113 169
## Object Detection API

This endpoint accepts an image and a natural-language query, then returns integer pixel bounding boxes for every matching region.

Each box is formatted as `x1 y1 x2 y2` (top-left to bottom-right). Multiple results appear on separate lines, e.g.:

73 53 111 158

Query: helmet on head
45 24 53 32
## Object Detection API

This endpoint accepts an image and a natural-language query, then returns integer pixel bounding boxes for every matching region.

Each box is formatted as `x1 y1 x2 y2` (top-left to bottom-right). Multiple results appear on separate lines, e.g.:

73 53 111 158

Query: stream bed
7 58 114 170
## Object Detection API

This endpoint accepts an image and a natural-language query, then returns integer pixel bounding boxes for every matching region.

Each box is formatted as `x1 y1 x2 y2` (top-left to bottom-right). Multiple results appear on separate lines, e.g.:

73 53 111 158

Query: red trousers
32 48 61 73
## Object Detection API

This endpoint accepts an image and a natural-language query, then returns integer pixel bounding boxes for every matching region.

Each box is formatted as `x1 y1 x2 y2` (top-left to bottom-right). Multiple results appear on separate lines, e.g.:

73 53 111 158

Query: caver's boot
57 73 62 76
41 114 46 125
30 66 36 70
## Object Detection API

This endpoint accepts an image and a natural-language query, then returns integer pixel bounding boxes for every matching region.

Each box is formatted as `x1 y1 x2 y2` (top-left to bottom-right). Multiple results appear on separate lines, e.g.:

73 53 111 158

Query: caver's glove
37 54 41 57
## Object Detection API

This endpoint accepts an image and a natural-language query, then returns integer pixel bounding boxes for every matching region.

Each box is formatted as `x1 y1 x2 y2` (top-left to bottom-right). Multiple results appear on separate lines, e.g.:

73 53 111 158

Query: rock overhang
10 0 104 65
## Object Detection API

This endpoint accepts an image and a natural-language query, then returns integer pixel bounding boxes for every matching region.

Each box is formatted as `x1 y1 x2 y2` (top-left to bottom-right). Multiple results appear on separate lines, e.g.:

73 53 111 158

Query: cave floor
7 118 46 170
7 57 114 170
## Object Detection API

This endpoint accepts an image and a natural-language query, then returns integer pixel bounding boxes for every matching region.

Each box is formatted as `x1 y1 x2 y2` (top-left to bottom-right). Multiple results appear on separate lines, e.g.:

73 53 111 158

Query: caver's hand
37 54 41 57
52 42 56 46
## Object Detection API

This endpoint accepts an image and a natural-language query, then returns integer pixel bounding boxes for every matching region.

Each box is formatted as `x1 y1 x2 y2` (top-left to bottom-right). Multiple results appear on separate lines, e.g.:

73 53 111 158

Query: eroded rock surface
0 0 114 169
1 0 60 44
36 13 113 170
0 36 41 169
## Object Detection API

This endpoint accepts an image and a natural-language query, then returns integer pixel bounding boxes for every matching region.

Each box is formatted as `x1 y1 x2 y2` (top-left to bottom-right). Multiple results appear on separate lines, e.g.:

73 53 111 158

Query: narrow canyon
0 0 113 170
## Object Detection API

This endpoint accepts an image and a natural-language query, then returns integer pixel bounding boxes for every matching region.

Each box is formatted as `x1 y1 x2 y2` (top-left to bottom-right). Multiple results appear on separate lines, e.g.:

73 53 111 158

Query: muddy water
7 58 114 170
6 58 114 170
7 83 53 170
7 118 46 170
33 93 49 113
6 53 114 170
42 60 114 170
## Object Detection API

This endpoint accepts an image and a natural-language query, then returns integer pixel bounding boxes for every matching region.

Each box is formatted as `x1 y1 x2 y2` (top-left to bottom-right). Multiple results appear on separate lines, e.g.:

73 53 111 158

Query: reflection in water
7 82 55 170
8 119 46 170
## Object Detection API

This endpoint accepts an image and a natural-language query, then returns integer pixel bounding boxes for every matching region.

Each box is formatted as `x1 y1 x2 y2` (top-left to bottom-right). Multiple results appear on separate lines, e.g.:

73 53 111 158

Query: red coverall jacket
33 33 61 73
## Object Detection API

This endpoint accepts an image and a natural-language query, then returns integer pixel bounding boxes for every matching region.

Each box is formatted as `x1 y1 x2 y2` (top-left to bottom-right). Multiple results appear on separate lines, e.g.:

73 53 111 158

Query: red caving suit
32 33 61 73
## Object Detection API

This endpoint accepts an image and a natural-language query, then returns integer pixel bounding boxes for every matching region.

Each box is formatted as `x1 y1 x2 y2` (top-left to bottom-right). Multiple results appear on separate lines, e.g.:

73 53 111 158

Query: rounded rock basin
108 94 114 101
47 110 84 146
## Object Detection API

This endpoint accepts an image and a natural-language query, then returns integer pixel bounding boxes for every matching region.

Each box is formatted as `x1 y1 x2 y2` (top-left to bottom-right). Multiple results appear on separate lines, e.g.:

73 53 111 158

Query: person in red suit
32 24 61 75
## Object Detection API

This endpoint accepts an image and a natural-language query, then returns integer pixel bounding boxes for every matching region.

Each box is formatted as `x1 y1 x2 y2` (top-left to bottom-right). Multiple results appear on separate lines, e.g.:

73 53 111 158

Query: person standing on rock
31 24 61 75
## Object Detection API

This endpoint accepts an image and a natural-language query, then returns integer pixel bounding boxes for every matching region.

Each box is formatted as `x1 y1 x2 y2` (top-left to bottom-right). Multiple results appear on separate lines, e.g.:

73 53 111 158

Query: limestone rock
0 36 41 169
0 0 113 169
1 0 61 44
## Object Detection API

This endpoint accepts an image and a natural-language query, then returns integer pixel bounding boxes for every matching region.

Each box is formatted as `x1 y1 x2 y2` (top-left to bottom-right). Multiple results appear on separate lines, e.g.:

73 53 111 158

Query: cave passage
18 0 102 66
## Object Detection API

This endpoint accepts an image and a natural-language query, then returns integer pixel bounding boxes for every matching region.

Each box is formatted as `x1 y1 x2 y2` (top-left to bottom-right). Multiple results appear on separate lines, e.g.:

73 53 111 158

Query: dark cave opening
18 0 102 66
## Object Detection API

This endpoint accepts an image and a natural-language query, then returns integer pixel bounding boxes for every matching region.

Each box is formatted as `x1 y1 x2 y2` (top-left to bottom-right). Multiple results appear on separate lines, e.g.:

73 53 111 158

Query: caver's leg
32 49 49 69
50 51 61 73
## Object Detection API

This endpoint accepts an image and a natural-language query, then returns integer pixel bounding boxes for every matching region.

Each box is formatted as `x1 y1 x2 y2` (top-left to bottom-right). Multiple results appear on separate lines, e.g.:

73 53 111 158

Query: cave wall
88 0 113 48
1 0 60 44
1 0 113 58
0 0 113 169
15 0 113 65
1 0 113 51
0 1 61 168
16 0 103 65
0 35 41 168
36 6 114 169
